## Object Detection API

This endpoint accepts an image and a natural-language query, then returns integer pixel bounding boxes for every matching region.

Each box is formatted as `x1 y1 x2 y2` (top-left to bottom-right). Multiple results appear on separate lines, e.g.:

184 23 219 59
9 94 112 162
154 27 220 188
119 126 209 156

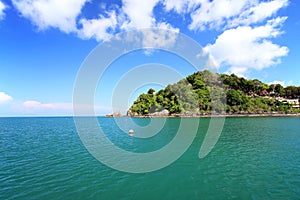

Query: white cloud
189 0 254 31
78 10 118 41
121 0 159 29
78 0 288 42
141 22 179 50
163 0 189 13
11 0 163 40
204 17 289 76
229 0 289 28
186 0 288 31
0 0 6 21
0 92 13 103
9 0 289 76
162 0 207 14
77 0 179 45
119 0 180 50
10 0 289 41
12 0 88 33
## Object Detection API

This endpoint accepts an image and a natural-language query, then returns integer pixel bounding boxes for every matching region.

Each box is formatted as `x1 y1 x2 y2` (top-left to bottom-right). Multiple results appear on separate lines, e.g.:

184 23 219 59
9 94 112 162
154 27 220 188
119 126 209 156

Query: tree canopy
128 70 300 116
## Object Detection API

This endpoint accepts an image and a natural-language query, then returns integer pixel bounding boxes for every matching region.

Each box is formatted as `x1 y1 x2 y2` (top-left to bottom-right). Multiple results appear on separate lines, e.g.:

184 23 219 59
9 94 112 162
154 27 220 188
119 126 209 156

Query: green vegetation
128 70 300 116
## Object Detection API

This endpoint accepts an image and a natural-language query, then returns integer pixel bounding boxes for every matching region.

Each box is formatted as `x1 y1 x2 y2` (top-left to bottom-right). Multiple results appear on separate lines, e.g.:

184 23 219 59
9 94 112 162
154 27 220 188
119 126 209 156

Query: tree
128 70 298 115
147 88 155 95
275 84 284 97
226 89 249 107
284 86 299 98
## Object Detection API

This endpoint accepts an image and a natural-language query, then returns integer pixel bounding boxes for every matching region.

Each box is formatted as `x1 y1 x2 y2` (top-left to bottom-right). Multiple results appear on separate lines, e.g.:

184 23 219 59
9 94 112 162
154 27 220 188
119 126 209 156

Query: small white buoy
129 129 134 136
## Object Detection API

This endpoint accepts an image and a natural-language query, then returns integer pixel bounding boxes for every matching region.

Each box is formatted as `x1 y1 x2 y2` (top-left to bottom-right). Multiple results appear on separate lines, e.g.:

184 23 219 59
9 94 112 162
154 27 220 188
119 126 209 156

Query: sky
0 0 299 116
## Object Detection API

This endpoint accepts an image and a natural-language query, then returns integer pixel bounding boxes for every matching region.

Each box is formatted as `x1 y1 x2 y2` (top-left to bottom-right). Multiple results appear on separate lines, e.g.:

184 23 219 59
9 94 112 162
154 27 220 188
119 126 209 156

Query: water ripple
0 117 300 199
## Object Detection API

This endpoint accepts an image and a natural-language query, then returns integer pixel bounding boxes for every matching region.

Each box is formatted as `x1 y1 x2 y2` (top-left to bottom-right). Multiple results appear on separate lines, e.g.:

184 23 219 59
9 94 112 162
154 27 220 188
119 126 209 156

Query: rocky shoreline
107 110 300 118
129 113 300 118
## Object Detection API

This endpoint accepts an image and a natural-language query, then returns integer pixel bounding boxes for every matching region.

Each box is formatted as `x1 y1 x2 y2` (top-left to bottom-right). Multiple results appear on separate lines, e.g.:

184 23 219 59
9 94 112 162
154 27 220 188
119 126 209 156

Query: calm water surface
0 117 299 199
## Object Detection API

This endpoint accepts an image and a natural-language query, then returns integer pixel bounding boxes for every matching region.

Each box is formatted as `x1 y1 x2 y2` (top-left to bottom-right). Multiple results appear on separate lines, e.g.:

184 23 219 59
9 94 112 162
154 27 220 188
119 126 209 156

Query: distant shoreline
107 112 300 118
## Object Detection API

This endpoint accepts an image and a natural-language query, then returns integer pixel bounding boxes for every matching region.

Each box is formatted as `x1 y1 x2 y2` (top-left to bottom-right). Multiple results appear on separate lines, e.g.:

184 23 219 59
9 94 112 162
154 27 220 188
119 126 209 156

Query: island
124 70 300 118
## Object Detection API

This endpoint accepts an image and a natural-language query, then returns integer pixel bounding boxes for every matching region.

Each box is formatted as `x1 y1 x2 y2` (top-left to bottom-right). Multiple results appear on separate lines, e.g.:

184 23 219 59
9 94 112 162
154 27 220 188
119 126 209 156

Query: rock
106 112 122 117
149 109 170 117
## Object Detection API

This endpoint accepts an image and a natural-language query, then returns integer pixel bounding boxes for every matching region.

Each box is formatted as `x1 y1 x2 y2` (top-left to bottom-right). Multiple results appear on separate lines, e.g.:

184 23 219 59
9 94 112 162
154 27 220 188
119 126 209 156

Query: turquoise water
0 117 300 199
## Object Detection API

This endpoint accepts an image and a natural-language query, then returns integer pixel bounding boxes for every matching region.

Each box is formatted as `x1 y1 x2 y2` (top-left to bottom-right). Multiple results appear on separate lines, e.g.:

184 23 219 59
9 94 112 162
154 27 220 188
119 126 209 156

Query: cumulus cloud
10 0 289 76
10 0 289 38
12 0 88 32
204 17 289 76
141 22 179 49
228 0 289 28
189 0 253 31
0 0 6 20
162 0 188 13
78 10 118 41
120 0 180 50
122 0 159 29
0 92 13 103
161 0 288 31
77 0 178 46
78 0 161 40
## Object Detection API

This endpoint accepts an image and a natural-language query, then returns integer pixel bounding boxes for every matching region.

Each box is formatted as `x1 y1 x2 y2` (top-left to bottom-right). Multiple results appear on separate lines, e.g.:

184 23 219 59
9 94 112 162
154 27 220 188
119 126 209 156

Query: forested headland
127 70 300 117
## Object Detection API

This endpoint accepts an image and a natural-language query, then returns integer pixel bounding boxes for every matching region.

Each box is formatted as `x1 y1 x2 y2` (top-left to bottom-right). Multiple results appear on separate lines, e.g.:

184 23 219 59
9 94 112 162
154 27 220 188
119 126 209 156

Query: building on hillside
259 89 269 96
276 98 300 108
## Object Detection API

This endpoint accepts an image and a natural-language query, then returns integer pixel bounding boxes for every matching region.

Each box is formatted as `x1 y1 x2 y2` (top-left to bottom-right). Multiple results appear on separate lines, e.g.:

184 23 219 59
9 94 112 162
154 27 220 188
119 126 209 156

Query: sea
0 116 299 199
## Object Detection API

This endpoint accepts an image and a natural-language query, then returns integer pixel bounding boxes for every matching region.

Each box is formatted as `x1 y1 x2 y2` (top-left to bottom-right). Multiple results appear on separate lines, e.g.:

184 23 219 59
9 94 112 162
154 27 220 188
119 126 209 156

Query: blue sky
0 0 299 116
